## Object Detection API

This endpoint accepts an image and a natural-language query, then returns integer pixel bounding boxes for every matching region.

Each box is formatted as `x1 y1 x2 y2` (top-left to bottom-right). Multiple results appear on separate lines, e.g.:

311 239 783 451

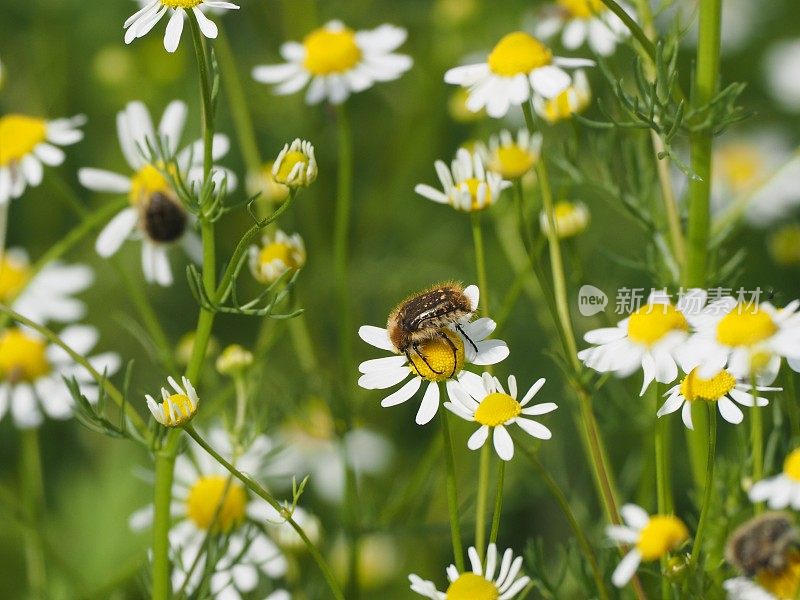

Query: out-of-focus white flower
534 0 633 57
533 69 592 123
765 39 800 113
248 230 306 285
539 200 590 239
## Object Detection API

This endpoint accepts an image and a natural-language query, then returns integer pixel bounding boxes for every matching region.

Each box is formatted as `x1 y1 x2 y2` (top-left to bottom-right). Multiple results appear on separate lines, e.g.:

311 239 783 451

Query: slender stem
654 385 671 600
751 373 764 514
188 14 214 179
475 443 491 560
379 435 443 526
0 201 8 265
688 404 717 573
785 365 799 442
440 406 465 571
151 452 175 600
20 429 47 598
471 212 490 317
489 460 505 546
233 374 248 438
598 0 657 60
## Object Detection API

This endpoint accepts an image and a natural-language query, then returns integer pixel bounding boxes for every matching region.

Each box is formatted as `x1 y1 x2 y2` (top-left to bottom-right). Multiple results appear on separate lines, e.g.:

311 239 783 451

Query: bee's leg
412 342 444 375
437 330 459 378
456 324 479 354
405 349 425 378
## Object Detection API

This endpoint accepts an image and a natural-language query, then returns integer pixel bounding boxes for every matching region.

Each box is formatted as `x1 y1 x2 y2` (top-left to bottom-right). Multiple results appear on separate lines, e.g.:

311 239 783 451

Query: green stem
151 451 175 600
188 14 214 179
598 0 657 60
688 404 717 575
20 429 47 598
475 443 491 560
785 365 799 442
654 385 671 600
233 374 248 438
751 373 764 514
489 460 505 546
440 406 465 571
0 201 8 264
471 212 490 317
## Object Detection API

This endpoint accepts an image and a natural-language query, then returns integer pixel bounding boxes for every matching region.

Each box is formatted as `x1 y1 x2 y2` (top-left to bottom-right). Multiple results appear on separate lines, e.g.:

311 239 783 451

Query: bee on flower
539 200 590 239
248 230 306 285
476 129 542 180
532 69 592 123
534 0 633 57
145 376 199 427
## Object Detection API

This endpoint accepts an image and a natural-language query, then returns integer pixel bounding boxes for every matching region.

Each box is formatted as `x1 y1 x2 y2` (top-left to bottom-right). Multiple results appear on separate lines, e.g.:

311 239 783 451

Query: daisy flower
129 426 288 598
0 325 120 429
578 288 706 395
724 577 788 600
445 373 556 461
248 230 306 285
477 128 542 180
657 367 776 429
539 200 590 239
533 69 591 123
606 504 689 588
750 449 800 510
272 139 317 188
252 20 412 105
123 0 239 54
1 248 93 324
358 285 509 425
535 0 633 57
79 100 234 286
145 375 199 427
0 113 85 205
444 31 594 118
409 543 530 599
415 148 511 212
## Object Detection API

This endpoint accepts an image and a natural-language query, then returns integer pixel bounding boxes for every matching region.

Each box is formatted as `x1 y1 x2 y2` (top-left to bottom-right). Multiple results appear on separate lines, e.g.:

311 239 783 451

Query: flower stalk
475 442 491 561
440 401 465 572
489 460 505 545
20 429 47 598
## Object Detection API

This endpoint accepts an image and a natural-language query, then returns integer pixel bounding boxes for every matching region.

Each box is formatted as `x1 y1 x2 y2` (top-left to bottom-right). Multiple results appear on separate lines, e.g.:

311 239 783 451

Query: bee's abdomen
144 193 187 243
402 288 471 331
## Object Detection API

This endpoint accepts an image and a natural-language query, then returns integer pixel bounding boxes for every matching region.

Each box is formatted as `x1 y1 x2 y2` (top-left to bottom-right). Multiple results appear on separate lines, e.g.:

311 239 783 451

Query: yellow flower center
303 27 362 75
636 515 689 562
679 368 737 402
160 0 203 8
769 225 800 267
756 550 800 600
157 393 195 425
129 163 171 206
0 114 47 167
717 144 762 192
558 0 607 18
783 450 800 482
408 330 465 382
186 475 248 532
491 145 536 179
458 178 494 210
487 32 552 76
626 304 689 346
259 242 299 270
0 256 31 302
274 151 310 183
0 328 51 384
446 572 499 600
475 392 522 427
716 304 778 347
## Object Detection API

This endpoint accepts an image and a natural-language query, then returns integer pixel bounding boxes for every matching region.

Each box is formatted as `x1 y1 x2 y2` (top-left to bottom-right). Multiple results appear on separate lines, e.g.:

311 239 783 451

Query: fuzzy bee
726 512 800 577
386 282 479 378
140 191 188 244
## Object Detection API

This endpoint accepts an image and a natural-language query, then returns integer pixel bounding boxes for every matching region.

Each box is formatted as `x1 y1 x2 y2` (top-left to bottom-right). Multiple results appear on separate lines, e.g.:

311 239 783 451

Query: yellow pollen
160 0 203 8
0 114 47 167
259 242 299 270
487 32 552 76
679 368 736 402
627 304 689 346
303 27 362 75
459 178 493 210
716 304 778 347
186 475 247 532
783 450 800 482
129 163 171 205
756 550 800 600
0 328 51 384
491 145 536 179
558 0 607 18
717 144 762 192
446 572 499 600
408 330 465 382
636 515 689 562
0 256 31 302
475 392 522 427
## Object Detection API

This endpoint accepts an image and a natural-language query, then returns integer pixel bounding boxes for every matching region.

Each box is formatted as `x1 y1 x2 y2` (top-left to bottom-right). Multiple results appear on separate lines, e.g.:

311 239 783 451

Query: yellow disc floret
408 330 465 382
475 392 522 427
0 256 31 302
129 163 170 205
717 144 762 192
756 550 800 600
558 0 607 18
487 32 552 76
636 515 689 562
783 450 800 482
627 304 689 346
0 328 51 383
679 368 737 402
160 0 203 8
157 393 196 426
0 115 47 167
186 475 247 532
259 242 301 271
491 145 536 179
303 27 362 75
446 572 499 600
275 151 309 183
716 304 778 347
459 178 493 210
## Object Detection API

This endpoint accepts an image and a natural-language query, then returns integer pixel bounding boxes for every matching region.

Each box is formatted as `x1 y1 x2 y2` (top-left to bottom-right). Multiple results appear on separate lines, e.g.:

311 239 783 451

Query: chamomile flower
272 138 317 188
724 577 789 600
415 148 511 212
535 0 632 56
123 0 239 53
745 154 800 227
252 20 412 105
606 504 689 588
533 69 591 123
765 39 800 113
1 248 93 324
444 31 594 118
477 129 542 180
80 100 234 286
0 325 120 429
578 288 706 395
129 426 288 598
657 367 775 429
358 285 509 425
445 373 555 461
248 230 306 285
145 376 199 427
0 113 85 204
539 200 590 239
409 543 530 599
750 450 800 510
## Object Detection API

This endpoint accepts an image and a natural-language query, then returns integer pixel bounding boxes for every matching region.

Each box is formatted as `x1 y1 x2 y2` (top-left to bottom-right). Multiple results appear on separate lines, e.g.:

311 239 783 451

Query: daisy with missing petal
606 504 689 588
0 113 85 204
248 230 306 285
1 248 93 324
129 426 288 598
579 288 706 395
252 21 412 105
445 373 556 461
358 285 509 425
409 543 530 599
657 367 776 429
749 449 800 510
477 129 542 180
444 31 594 118
0 325 120 429
146 376 199 427
415 148 511 212
124 0 239 53
80 100 234 286
535 0 633 57
533 69 592 123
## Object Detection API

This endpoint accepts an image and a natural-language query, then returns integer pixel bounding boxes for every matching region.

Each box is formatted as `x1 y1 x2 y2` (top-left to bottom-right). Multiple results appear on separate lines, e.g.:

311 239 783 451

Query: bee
387 282 479 378
141 191 188 244
725 512 800 577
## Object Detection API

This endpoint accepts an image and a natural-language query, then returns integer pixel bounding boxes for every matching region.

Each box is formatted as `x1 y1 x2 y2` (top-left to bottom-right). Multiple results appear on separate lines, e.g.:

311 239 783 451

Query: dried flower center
679 368 736 402
446 572 499 600
129 163 171 206
160 0 203 8
0 115 47 166
259 242 299 270
303 27 362 75
717 144 762 192
186 475 247 532
716 304 778 347
0 256 31 302
783 449 800 482
756 550 800 600
558 0 607 18
627 304 689 346
475 392 522 427
487 32 552 76
491 145 535 179
408 330 465 382
0 328 51 383
636 515 688 562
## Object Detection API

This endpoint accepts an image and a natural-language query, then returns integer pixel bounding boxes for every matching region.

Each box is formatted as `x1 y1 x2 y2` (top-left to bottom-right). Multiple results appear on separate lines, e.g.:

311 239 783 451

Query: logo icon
578 285 608 316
